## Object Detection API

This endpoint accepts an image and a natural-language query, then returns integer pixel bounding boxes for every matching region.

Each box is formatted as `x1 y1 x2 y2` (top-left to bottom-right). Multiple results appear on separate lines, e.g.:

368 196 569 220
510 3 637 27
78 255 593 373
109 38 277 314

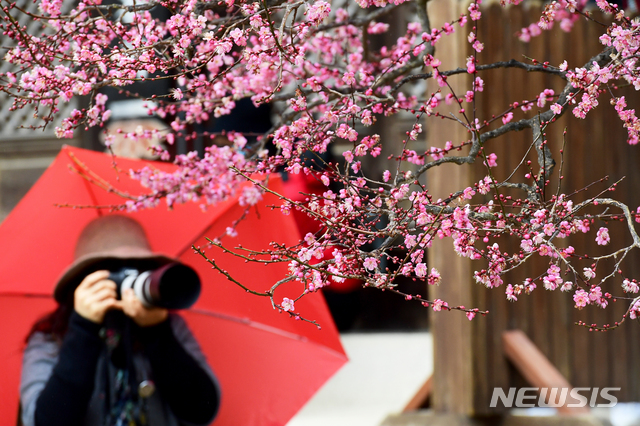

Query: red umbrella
0 146 346 426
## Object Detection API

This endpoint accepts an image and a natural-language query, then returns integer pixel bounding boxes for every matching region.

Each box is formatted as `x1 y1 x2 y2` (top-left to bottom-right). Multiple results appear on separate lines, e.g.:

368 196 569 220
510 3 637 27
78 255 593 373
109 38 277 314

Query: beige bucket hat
53 215 175 303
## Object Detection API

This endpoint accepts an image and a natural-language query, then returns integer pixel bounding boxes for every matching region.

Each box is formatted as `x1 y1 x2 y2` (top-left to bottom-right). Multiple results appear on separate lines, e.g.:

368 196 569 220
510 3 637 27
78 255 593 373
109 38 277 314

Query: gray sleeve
20 334 60 426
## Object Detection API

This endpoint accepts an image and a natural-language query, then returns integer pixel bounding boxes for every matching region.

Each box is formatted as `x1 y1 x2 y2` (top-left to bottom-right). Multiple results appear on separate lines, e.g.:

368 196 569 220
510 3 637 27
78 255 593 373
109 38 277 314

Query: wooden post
427 0 477 416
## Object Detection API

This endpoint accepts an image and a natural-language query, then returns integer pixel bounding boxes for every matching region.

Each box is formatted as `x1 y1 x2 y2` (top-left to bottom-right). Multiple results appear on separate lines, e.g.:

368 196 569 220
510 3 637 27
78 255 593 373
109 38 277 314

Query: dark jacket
20 312 220 426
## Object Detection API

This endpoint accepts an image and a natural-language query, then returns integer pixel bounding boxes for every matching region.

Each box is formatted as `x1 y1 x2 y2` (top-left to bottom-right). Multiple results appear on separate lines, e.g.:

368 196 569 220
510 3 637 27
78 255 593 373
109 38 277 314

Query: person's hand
74 270 119 324
121 288 168 327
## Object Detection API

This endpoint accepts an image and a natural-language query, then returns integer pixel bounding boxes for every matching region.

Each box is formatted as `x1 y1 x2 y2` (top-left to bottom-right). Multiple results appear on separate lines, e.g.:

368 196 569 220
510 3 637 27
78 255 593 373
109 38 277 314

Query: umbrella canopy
0 146 346 426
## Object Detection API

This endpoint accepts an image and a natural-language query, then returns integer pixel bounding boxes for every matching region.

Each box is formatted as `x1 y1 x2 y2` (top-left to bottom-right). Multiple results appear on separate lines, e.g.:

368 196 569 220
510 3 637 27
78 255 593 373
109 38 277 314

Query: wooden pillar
426 0 477 416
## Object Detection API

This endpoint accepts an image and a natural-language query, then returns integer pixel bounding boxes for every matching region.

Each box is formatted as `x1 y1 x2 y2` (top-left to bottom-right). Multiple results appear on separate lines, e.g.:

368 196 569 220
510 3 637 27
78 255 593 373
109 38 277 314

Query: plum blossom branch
3 0 640 326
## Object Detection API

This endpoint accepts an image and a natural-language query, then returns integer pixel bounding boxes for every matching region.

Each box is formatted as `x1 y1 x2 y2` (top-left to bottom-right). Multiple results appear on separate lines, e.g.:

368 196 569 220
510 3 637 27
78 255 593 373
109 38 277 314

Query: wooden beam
502 330 590 415
403 375 432 412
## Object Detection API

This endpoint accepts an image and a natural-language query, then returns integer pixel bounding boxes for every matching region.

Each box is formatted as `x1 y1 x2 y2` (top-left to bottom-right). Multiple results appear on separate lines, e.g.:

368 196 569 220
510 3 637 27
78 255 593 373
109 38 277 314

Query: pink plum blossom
363 257 379 271
415 263 427 277
486 153 498 168
623 279 639 293
281 298 295 312
573 290 590 309
595 227 610 245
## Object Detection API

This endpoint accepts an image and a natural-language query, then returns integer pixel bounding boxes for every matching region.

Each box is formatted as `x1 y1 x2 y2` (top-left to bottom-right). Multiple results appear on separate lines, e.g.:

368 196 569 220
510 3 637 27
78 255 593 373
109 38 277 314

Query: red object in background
312 246 362 294
0 146 346 426
280 172 326 238
281 173 362 294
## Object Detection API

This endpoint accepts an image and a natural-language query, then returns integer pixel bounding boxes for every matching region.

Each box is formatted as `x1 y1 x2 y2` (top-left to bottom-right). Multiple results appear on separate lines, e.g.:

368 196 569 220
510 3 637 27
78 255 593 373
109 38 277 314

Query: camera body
108 262 201 310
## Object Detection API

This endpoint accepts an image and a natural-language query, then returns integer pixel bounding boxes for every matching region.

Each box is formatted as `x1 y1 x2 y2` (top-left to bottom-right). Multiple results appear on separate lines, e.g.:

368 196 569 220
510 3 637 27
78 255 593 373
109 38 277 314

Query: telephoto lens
108 263 201 310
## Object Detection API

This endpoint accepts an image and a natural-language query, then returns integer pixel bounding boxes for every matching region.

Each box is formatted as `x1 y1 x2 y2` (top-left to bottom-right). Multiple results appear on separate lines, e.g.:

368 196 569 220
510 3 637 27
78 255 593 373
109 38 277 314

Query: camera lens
108 263 201 309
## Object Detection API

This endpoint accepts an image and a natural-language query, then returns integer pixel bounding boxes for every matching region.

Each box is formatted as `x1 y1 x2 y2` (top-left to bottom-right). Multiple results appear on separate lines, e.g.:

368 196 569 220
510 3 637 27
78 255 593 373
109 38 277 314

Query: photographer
20 215 220 426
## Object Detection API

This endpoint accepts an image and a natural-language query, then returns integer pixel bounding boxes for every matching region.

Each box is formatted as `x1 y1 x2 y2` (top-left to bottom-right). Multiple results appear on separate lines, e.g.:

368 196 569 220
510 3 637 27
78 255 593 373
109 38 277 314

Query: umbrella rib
0 292 52 298
173 205 239 259
187 308 348 359
83 177 104 216
67 149 105 216
188 308 309 342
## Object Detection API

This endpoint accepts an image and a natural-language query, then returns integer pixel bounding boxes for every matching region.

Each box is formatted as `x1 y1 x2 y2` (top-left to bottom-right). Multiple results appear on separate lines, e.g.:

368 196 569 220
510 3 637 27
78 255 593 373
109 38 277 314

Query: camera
108 263 201 310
